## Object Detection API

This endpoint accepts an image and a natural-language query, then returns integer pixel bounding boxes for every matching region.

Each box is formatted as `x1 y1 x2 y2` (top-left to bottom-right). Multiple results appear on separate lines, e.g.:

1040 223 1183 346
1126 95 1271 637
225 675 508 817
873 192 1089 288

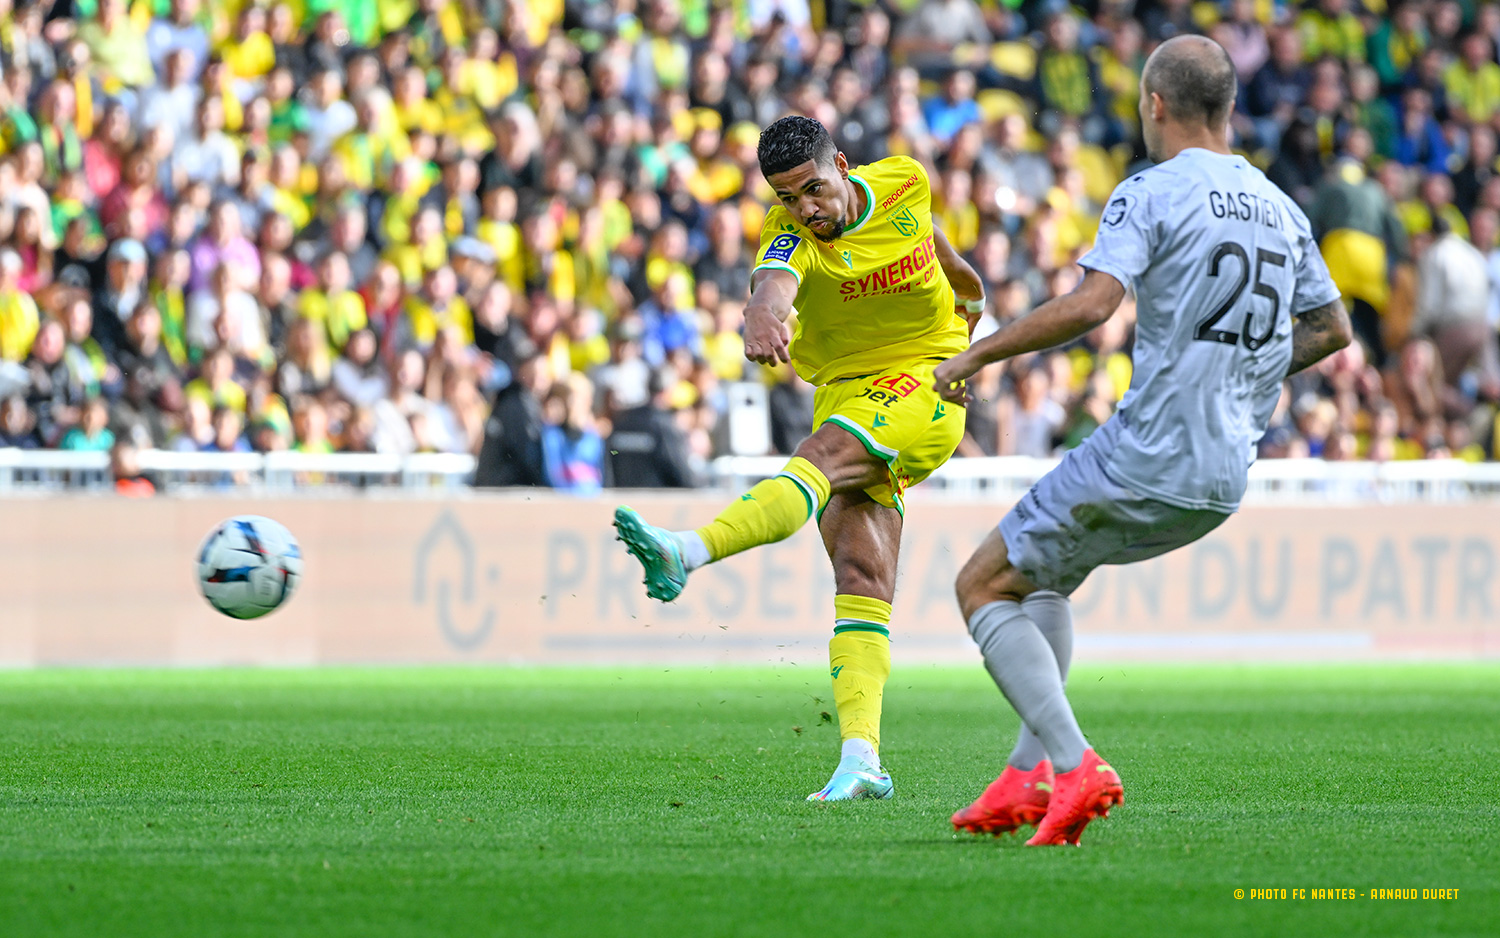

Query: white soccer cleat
806 753 894 802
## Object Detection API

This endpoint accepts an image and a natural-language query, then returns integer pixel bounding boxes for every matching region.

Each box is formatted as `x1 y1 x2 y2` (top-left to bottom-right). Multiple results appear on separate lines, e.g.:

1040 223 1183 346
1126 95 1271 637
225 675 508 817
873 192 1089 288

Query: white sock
673 531 711 572
840 737 879 769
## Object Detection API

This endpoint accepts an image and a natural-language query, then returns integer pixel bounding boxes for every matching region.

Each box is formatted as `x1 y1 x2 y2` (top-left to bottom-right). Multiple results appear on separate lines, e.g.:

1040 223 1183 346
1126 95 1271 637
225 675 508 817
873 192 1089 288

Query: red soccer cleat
951 761 1055 835
1024 748 1123 847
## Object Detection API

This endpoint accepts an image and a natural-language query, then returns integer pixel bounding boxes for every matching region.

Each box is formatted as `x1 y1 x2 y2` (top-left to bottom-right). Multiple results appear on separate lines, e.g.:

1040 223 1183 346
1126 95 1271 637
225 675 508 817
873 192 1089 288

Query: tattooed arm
1286 299 1353 376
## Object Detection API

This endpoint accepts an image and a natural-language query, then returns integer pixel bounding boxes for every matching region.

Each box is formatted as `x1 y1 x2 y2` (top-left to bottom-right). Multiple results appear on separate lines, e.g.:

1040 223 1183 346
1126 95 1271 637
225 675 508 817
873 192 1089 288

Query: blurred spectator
1247 29 1310 152
893 0 990 75
1269 119 1325 206
92 237 148 359
206 405 251 454
1143 0 1195 43
111 363 174 450
1035 14 1107 143
25 320 76 445
79 0 154 93
606 365 696 488
1216 0 1270 83
61 297 121 401
768 367 815 456
1443 32 1500 126
332 328 388 408
300 251 367 352
0 0 1492 481
638 271 702 367
110 438 157 497
187 264 264 357
189 201 259 293
923 70 981 147
997 365 1066 457
139 48 201 143
0 249 40 363
1298 0 1365 63
473 354 547 487
1394 87 1450 173
186 347 247 415
59 396 114 451
1413 216 1500 400
1371 2 1430 93
1472 207 1500 329
146 0 210 81
173 395 214 452
1310 156 1409 363
291 396 333 454
0 395 40 448
542 374 605 494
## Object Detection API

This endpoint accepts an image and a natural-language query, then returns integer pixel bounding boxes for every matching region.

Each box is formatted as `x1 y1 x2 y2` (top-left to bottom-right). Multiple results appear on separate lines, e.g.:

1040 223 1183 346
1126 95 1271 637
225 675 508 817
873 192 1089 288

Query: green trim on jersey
824 415 898 463
753 260 802 284
845 175 876 235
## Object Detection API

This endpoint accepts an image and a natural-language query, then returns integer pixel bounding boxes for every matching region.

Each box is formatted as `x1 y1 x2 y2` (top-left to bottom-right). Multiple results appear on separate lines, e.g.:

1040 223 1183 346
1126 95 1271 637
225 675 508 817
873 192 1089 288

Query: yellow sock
695 457 830 562
829 595 893 754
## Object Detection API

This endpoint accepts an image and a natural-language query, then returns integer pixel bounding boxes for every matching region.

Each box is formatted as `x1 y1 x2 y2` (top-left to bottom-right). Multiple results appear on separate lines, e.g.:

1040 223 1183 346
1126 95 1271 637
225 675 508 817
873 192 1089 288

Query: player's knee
955 554 1025 621
954 555 988 615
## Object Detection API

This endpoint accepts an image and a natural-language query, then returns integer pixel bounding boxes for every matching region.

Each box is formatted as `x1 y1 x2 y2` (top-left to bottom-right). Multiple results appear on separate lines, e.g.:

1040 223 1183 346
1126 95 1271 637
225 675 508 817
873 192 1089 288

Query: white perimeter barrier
5 447 1500 503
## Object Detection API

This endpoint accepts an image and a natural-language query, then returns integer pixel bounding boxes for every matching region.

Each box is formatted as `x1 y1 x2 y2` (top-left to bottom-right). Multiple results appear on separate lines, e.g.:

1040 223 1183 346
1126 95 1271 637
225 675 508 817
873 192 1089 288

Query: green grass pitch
2 664 1497 937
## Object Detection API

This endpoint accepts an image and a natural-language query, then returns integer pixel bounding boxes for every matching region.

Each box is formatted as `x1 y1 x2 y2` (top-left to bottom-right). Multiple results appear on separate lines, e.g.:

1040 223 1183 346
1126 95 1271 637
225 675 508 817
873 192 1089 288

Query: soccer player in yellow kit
614 116 985 801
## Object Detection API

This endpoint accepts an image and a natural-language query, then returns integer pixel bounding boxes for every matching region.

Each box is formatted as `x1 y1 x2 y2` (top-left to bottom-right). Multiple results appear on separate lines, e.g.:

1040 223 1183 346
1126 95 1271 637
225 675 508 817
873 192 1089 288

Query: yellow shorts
813 360 965 513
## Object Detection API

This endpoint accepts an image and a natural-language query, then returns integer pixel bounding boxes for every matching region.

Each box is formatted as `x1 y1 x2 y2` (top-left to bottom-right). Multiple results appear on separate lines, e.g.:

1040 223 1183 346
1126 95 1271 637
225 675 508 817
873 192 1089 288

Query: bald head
1142 35 1237 128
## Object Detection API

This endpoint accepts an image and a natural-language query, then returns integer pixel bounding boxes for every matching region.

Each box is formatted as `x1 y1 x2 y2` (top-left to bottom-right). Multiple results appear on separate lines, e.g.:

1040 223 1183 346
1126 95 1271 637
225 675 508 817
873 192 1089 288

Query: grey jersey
1078 149 1340 512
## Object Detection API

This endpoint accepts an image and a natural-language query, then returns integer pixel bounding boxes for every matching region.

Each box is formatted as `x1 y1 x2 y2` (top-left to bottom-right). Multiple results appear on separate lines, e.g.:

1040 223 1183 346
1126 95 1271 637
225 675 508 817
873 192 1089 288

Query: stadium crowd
0 0 1497 495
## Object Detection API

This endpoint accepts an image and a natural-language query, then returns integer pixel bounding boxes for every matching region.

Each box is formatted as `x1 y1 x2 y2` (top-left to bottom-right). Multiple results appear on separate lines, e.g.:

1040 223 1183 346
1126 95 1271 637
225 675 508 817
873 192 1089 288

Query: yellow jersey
753 156 967 385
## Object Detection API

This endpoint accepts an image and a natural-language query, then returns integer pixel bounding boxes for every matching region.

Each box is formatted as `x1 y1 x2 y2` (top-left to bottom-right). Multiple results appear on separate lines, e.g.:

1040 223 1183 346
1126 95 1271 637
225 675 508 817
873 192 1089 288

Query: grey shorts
999 434 1231 596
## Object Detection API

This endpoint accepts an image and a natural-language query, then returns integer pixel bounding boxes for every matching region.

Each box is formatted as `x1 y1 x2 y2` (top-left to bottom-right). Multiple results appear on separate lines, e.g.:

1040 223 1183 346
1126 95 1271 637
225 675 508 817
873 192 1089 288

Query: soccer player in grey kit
932 35 1354 846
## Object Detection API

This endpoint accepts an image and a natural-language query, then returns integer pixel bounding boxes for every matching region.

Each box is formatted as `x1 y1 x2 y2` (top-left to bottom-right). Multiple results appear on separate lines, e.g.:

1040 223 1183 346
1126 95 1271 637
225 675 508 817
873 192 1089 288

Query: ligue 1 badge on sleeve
1103 194 1134 228
764 233 802 262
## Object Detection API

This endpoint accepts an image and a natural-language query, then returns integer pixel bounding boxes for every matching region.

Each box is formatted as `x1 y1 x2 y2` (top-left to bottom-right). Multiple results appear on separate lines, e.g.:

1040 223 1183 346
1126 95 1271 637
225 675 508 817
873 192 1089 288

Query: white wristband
964 297 986 315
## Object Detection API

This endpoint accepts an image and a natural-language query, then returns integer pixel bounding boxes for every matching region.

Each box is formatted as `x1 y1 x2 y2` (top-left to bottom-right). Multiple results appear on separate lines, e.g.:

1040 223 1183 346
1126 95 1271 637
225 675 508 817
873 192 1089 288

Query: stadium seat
1076 144 1122 206
989 42 1037 81
977 89 1031 124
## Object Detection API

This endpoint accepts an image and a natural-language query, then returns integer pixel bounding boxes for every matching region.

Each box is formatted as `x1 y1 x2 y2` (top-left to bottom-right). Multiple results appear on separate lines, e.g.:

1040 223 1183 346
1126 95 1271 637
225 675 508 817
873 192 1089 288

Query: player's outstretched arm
932 270 1125 402
743 268 798 365
932 226 986 333
1285 298 1353 376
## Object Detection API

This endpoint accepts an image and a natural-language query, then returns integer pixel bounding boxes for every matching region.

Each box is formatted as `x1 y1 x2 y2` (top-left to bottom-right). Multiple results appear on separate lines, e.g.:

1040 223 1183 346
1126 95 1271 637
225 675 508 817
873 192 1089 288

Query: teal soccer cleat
613 506 688 603
806 755 895 802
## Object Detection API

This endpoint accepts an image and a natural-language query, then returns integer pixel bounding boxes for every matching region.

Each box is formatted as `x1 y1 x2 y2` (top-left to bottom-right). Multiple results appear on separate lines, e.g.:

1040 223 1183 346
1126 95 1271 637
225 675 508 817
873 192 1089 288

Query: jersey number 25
1195 241 1286 351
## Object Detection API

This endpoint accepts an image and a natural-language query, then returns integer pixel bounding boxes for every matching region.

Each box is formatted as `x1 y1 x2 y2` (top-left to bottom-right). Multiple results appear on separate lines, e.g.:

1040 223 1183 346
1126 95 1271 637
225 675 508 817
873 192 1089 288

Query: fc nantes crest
888 205 919 237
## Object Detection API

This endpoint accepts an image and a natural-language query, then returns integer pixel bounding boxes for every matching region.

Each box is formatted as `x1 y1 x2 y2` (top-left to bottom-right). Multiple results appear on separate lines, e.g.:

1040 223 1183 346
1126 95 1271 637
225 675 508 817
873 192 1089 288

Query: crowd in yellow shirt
0 0 1494 477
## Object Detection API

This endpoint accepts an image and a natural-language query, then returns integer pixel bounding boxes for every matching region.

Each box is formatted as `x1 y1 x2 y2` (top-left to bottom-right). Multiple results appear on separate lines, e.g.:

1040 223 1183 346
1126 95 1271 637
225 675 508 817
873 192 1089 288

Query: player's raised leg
806 492 900 801
951 590 1073 834
955 531 1122 846
614 425 886 602
613 454 830 602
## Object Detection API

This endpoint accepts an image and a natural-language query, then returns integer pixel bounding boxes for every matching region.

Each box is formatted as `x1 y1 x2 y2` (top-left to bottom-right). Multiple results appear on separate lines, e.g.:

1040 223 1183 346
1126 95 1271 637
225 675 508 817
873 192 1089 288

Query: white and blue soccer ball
196 515 303 619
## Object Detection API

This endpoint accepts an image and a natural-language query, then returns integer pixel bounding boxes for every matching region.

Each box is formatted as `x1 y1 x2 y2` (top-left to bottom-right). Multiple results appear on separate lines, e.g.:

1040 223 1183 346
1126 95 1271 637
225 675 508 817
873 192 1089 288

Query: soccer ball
196 515 303 619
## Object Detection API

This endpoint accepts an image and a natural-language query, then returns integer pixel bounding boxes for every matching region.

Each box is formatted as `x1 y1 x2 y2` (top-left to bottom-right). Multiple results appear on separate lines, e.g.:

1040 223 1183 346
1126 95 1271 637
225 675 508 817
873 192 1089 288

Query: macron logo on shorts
763 233 802 262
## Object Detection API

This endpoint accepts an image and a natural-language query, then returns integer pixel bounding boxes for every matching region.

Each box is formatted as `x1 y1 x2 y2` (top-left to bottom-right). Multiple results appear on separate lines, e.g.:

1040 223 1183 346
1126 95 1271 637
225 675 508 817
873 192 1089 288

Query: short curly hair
756 115 838 179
